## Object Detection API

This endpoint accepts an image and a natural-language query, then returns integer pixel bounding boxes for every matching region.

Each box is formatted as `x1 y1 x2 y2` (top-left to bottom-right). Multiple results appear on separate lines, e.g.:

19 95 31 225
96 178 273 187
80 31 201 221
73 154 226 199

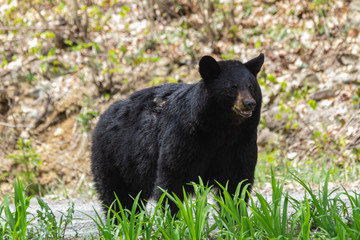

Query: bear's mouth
232 107 253 118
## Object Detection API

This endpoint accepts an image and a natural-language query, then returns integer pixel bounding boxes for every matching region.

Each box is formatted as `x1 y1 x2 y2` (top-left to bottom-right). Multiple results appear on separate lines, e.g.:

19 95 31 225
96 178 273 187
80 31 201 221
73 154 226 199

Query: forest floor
0 0 360 201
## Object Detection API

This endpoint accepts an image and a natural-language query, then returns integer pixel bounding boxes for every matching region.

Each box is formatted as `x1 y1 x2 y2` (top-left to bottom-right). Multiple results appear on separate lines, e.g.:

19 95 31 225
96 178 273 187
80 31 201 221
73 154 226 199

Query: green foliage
25 72 37 84
149 76 178 86
6 138 42 194
249 170 296 238
243 1 253 19
350 83 360 107
341 188 360 237
267 73 277 83
0 179 34 240
162 179 212 240
88 172 360 239
310 0 332 16
151 194 186 240
292 171 346 238
33 198 75 239
307 99 317 110
297 197 312 239
1 173 360 239
254 39 261 49
77 108 99 133
213 180 254 238
0 179 76 239
76 95 99 133
111 192 145 240
310 0 333 36
119 5 130 18
292 81 313 100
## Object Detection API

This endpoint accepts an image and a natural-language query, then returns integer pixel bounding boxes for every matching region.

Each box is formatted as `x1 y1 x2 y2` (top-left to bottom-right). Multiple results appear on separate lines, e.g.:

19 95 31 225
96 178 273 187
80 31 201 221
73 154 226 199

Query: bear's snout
232 92 256 118
243 98 256 111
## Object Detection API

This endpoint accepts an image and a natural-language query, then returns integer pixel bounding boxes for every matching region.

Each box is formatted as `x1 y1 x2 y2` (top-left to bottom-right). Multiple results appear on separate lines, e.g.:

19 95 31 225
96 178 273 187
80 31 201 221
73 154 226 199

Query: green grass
1 179 33 239
256 149 360 186
1 172 359 239
0 179 75 239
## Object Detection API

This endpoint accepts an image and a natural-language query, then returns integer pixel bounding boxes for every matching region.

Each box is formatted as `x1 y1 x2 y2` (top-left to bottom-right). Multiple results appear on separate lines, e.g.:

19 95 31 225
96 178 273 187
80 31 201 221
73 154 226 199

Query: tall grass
212 180 254 239
162 179 213 240
0 179 75 239
248 169 297 239
1 179 33 239
1 172 359 239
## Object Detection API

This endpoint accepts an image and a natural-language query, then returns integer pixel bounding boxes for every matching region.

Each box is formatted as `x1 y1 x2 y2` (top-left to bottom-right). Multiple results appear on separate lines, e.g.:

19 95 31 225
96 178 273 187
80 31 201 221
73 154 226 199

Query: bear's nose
243 99 256 110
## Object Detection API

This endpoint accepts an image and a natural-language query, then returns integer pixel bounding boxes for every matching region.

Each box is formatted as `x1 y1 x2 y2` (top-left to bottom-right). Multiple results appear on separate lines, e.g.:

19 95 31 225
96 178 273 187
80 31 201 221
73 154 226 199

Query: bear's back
91 83 193 187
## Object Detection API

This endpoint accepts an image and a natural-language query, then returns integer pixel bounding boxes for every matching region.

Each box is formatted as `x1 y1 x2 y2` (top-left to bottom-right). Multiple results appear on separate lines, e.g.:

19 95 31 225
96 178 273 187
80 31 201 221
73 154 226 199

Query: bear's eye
232 84 238 90
248 84 253 90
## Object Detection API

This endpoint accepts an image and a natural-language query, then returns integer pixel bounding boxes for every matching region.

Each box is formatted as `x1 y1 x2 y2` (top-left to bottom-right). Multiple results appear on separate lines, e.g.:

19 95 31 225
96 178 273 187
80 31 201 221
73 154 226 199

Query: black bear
91 53 264 214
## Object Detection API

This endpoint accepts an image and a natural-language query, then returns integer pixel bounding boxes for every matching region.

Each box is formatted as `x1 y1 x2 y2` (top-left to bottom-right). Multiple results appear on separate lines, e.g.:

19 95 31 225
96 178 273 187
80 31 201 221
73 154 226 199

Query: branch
0 122 27 128
0 27 69 31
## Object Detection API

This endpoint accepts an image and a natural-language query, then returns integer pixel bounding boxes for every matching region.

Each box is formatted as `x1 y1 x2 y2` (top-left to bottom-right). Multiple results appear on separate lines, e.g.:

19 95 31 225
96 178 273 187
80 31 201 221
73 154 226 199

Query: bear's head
199 54 264 123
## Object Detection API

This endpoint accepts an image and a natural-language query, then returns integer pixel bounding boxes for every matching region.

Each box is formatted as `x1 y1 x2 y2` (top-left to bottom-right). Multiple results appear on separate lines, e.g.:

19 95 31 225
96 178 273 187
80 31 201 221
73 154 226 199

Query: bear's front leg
152 171 187 215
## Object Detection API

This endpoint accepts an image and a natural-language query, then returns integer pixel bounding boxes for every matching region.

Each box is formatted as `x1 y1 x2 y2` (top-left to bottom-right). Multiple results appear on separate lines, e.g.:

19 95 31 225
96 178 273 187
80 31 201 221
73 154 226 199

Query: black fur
91 54 264 214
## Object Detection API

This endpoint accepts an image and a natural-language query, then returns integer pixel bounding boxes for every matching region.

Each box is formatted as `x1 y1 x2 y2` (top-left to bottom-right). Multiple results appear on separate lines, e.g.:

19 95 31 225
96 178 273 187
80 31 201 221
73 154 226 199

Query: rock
349 0 360 25
310 89 337 101
298 70 320 87
28 82 51 99
264 106 289 131
338 54 359 66
153 66 169 77
20 131 30 139
330 72 355 84
53 128 64 136
258 128 279 147
287 152 297 160
350 0 360 12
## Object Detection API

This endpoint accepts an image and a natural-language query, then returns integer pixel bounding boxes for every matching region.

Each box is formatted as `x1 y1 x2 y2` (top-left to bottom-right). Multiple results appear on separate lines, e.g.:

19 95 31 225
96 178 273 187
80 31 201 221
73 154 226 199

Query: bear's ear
244 53 264 76
199 55 221 83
